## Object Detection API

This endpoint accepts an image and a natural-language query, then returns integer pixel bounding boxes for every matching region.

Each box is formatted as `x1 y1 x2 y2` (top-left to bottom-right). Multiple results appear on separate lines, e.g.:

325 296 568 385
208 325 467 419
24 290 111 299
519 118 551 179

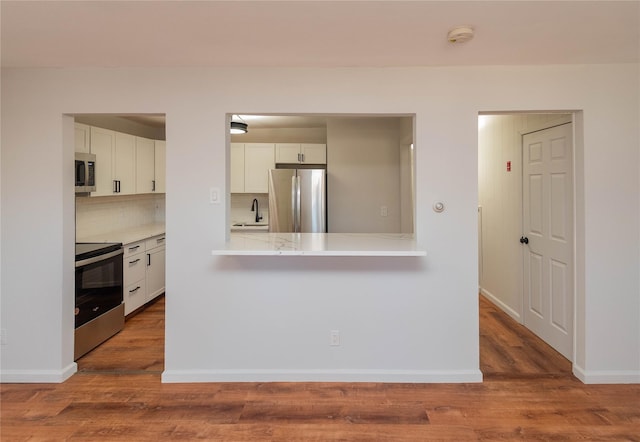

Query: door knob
520 236 529 244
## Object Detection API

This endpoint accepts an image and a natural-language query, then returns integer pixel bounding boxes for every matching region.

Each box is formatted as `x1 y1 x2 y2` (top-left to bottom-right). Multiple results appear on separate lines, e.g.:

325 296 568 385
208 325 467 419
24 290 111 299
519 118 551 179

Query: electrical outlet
0 329 6 345
380 206 388 217
330 330 340 346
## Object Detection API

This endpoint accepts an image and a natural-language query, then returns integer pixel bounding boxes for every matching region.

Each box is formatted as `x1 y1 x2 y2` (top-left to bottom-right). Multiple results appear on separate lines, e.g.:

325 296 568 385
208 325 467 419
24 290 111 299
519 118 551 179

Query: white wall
326 117 402 233
478 113 571 320
1 64 638 384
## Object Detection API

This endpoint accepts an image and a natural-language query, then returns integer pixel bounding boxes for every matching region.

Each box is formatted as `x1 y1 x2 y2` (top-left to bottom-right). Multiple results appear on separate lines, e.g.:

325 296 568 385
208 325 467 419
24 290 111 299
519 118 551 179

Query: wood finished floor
2 295 639 441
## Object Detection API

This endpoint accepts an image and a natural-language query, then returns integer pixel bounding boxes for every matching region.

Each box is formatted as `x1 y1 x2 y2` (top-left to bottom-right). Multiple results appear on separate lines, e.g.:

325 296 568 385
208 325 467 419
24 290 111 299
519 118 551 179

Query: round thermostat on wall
433 202 445 213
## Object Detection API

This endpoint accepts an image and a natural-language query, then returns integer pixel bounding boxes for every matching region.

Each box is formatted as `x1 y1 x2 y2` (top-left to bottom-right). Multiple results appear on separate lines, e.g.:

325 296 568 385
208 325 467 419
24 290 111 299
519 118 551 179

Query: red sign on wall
507 161 511 172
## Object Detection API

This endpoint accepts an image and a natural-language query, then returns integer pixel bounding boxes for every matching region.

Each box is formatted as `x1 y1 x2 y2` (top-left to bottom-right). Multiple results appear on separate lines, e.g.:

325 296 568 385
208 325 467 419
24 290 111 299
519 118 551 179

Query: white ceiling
2 1 639 68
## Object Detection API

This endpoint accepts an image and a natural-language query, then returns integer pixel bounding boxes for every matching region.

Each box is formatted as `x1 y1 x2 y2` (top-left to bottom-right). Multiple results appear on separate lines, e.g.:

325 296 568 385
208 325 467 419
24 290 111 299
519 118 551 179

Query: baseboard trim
162 368 483 384
1 362 77 383
573 365 640 384
480 288 521 322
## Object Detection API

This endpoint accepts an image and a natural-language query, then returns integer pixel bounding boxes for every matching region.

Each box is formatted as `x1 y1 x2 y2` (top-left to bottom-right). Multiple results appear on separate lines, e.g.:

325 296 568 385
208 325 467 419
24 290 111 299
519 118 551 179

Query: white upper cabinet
90 127 116 196
230 143 246 193
90 128 135 196
113 132 136 195
230 143 275 194
74 123 91 153
275 143 326 164
244 143 275 193
154 140 166 193
301 143 327 164
135 136 155 194
275 143 301 163
86 124 165 196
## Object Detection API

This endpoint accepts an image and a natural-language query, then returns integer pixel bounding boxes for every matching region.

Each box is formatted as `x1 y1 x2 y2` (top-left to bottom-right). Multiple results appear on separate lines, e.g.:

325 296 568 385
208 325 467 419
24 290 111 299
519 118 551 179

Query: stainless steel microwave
75 152 96 193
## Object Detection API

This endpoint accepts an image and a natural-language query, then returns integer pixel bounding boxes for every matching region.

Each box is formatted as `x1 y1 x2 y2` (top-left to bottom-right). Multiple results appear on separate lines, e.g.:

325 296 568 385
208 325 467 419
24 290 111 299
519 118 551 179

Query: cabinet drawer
124 252 146 286
124 240 145 257
145 235 166 250
124 279 147 315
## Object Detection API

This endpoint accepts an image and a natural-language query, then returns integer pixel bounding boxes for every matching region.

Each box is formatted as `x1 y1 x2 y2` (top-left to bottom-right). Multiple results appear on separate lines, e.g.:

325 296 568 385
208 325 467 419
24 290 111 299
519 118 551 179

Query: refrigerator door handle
294 175 301 232
291 175 297 232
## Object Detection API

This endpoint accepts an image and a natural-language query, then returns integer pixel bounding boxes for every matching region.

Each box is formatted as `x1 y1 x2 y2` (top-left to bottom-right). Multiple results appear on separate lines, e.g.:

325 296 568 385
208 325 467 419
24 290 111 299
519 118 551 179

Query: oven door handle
75 248 123 268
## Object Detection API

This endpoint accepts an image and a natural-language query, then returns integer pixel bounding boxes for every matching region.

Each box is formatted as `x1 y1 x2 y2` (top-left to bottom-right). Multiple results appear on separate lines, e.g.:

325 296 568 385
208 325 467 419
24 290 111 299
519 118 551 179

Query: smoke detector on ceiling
447 26 474 44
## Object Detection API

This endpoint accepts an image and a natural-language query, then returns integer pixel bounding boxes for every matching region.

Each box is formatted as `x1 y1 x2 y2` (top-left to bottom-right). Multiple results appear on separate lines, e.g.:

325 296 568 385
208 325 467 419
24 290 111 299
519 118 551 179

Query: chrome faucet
251 198 263 223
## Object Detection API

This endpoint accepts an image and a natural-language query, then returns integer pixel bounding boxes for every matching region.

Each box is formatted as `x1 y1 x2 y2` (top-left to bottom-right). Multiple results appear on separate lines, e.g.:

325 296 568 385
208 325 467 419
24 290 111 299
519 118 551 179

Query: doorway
478 113 575 362
73 114 167 371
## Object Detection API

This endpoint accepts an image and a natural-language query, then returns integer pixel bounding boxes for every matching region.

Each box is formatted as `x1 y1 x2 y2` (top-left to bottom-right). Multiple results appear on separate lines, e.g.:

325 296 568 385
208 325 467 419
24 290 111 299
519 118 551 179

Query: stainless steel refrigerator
268 168 327 233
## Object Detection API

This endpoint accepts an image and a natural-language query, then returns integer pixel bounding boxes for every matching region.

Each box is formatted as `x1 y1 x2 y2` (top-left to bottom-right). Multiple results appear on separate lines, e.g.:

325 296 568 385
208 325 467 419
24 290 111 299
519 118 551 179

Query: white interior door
522 123 573 360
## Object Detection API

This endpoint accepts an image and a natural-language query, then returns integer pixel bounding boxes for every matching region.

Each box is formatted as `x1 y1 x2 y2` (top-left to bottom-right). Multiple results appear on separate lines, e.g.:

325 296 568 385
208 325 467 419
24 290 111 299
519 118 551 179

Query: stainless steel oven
75 242 124 360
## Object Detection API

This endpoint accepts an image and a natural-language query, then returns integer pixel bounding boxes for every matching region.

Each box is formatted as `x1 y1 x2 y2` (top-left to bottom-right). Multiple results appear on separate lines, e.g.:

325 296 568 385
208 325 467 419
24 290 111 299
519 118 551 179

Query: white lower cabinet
123 235 165 315
145 236 166 301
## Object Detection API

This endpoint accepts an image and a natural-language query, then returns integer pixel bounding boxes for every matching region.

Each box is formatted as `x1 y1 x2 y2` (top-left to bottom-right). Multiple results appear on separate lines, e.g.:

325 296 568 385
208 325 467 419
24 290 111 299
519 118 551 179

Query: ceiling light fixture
447 26 474 44
230 115 248 134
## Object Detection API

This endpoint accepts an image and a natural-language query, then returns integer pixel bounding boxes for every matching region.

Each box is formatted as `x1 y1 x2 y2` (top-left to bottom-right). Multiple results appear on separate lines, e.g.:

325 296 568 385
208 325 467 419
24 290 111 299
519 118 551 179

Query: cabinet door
275 143 301 163
114 132 136 195
301 143 326 164
74 123 91 153
154 140 166 193
146 246 165 301
244 143 275 193
136 137 155 194
90 127 116 196
230 143 245 193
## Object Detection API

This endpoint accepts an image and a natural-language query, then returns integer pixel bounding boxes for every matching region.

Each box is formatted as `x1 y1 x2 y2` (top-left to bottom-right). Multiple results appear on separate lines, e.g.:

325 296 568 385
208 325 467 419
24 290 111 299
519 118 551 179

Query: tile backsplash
230 194 269 224
77 193 267 239
76 194 165 238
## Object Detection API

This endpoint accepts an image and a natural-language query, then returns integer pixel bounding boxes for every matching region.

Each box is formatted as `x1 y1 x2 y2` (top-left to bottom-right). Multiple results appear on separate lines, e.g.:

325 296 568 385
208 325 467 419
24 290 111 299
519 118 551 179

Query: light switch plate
209 187 221 204
330 330 340 346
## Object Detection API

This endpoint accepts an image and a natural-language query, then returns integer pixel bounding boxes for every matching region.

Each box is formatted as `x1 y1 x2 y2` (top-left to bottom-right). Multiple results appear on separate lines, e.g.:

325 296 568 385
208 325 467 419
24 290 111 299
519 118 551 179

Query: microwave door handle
76 162 85 186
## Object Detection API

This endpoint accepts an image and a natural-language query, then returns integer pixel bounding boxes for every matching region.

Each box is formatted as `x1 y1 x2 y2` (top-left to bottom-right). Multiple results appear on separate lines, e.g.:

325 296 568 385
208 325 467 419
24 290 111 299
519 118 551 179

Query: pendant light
230 115 248 134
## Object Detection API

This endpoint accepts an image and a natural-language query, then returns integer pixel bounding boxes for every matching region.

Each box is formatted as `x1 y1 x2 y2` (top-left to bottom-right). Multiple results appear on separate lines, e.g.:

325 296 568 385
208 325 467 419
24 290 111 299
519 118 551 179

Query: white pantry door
522 123 573 360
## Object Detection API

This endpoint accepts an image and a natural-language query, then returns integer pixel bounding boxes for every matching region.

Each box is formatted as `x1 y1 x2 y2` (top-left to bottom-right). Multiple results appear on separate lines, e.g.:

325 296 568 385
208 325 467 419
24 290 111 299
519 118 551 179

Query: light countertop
76 223 165 245
212 232 426 257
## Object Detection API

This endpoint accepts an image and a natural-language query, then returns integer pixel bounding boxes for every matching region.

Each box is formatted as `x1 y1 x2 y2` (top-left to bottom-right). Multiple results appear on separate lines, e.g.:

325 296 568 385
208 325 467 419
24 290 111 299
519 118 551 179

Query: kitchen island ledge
212 232 426 257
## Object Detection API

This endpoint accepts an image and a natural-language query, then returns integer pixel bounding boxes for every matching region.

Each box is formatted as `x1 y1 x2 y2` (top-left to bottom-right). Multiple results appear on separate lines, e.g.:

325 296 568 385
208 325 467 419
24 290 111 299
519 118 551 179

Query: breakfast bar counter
212 232 426 257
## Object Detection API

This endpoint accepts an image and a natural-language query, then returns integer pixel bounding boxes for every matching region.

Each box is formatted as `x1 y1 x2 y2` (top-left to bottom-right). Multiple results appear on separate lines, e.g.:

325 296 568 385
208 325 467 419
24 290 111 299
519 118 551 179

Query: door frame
477 111 579 362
